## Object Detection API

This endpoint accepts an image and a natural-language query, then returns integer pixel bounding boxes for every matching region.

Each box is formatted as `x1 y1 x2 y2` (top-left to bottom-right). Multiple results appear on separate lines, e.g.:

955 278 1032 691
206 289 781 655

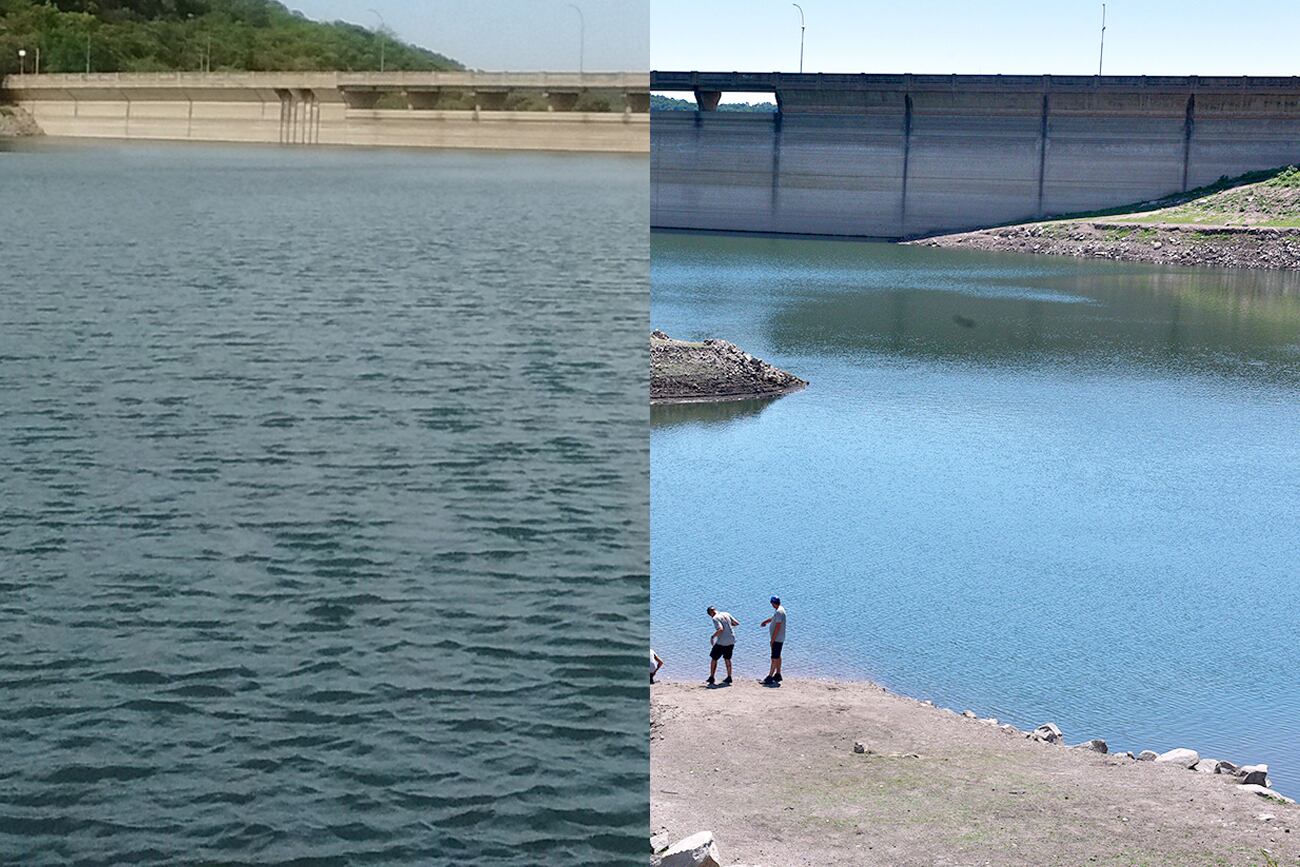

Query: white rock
1137 750 1158 762
1239 784 1296 805
1154 748 1199 768
1031 723 1063 744
1193 758 1222 774
998 724 1019 735
1074 739 1108 754
962 710 977 719
853 741 866 754
653 831 722 867
1238 764 1271 787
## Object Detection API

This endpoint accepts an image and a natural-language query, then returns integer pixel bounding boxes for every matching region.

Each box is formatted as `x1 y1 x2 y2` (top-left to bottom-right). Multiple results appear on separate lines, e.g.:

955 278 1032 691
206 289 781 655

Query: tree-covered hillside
650 94 777 112
0 0 461 74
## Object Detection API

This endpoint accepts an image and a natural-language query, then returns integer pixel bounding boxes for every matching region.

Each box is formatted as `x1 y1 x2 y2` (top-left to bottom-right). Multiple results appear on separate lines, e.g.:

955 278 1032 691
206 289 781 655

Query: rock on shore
0 106 42 137
650 331 807 404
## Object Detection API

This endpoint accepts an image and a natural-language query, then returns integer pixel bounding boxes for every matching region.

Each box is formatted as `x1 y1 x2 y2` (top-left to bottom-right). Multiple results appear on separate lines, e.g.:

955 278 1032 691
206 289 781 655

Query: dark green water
0 141 648 863
651 233 1300 792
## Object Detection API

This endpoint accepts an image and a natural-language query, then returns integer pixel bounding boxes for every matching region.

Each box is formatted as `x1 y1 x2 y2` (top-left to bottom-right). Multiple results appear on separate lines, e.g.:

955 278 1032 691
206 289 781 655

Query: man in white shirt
650 649 664 683
705 605 740 686
760 595 787 685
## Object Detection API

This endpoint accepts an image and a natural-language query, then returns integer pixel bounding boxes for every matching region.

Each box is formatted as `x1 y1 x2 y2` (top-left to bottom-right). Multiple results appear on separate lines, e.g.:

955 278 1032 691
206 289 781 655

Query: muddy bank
0 106 42 137
652 679 1296 866
650 331 807 404
912 220 1300 270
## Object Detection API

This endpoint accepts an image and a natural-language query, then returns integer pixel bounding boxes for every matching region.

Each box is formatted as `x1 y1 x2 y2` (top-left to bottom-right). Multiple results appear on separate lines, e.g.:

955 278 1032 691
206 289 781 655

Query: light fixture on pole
17 48 26 76
792 4 805 74
368 8 387 72
1098 3 1106 76
566 4 585 75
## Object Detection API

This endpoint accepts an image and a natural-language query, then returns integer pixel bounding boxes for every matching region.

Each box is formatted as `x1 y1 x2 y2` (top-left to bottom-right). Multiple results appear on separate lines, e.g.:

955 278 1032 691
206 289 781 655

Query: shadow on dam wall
650 72 1300 239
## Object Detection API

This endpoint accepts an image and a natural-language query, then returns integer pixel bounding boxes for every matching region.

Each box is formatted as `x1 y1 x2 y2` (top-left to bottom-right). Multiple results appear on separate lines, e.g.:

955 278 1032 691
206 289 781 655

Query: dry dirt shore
652 679 1298 866
911 221 1300 270
0 106 42 137
650 331 807 404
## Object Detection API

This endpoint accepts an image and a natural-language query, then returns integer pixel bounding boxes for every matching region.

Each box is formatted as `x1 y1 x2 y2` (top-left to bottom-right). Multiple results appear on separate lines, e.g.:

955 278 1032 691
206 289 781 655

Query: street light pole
17 49 26 76
368 8 387 72
1098 3 1106 76
792 4 805 74
566 4 585 75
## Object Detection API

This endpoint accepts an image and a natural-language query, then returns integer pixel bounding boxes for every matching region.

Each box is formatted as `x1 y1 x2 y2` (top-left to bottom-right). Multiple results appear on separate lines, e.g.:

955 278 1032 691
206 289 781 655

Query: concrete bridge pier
694 90 721 111
277 88 320 145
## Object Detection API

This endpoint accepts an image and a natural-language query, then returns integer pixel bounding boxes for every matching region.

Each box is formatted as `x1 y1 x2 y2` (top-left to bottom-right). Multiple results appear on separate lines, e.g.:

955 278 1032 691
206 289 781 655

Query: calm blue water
651 233 1300 793
0 141 648 864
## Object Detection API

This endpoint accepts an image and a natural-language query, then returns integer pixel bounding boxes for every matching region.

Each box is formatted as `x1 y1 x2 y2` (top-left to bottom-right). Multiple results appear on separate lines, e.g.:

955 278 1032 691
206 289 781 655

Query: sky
287 0 648 71
650 0 1300 78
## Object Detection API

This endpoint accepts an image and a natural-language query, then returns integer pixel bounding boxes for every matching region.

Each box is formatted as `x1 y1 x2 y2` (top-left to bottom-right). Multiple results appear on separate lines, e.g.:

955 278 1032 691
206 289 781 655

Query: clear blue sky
287 0 648 71
650 0 1300 77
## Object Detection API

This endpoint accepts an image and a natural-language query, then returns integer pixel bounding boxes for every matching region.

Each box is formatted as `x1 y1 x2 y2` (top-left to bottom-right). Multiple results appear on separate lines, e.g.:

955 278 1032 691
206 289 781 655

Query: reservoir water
1 142 648 863
651 233 1300 793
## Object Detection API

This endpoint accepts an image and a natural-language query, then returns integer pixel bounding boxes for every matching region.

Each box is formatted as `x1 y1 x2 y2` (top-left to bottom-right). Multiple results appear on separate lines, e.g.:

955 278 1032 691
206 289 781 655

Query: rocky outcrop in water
0 106 42 137
650 331 807 404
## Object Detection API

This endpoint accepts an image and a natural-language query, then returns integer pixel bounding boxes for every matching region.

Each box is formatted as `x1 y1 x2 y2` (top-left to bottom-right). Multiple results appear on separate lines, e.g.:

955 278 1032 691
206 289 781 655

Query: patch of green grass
1263 165 1300 188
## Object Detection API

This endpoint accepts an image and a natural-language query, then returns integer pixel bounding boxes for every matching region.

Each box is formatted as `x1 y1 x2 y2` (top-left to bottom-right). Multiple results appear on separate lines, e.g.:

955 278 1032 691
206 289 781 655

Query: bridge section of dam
0 71 649 153
651 72 1300 238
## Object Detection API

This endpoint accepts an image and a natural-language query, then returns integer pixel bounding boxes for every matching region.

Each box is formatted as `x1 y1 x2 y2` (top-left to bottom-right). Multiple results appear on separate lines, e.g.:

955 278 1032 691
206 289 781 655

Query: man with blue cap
760 595 787 685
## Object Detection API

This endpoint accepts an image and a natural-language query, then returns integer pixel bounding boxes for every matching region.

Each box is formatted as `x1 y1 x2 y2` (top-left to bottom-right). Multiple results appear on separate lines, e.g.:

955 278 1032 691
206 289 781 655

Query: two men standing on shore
704 598 787 686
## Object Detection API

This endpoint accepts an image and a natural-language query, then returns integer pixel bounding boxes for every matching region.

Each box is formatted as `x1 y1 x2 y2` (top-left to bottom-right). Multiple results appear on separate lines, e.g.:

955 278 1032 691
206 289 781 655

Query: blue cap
770 596 780 605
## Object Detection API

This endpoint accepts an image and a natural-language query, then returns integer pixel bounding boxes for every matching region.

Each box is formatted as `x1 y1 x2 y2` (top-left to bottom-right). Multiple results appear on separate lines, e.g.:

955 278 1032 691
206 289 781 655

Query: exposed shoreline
650 331 807 405
0 105 41 137
652 677 1296 866
910 220 1300 270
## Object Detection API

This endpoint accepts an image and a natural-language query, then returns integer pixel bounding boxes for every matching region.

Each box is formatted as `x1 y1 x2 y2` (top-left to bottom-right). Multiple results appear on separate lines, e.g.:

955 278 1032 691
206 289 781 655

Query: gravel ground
650 331 807 404
652 679 1299 866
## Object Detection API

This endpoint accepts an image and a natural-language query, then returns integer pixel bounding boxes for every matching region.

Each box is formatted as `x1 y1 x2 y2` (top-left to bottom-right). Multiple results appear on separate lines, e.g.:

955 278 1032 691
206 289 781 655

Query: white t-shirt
711 612 736 646
769 606 787 643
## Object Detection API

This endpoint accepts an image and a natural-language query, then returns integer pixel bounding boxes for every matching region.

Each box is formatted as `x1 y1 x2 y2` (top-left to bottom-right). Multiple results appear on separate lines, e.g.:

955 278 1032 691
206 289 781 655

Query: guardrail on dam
0 71 649 153
651 72 1300 238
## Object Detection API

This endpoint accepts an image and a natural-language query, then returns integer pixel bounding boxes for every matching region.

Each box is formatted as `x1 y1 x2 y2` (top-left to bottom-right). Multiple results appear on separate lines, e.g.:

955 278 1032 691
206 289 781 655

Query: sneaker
722 676 732 685
706 677 715 685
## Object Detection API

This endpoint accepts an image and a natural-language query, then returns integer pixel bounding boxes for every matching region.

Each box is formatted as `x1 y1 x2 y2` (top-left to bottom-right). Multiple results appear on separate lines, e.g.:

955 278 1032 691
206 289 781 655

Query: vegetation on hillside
651 93 777 112
0 0 460 74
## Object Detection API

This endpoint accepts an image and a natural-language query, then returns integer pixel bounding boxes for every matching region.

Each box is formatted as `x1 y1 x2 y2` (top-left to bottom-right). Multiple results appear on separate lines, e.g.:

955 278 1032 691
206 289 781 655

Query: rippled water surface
1 142 648 863
651 233 1300 792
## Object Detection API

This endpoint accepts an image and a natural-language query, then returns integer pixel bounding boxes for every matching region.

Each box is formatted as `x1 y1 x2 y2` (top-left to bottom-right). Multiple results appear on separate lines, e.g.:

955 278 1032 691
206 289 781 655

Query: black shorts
710 643 734 660
771 641 783 659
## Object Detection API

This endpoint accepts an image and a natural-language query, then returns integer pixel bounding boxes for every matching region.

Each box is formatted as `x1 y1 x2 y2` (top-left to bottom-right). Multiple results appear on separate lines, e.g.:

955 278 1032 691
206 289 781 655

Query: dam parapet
650 72 1300 237
0 71 649 153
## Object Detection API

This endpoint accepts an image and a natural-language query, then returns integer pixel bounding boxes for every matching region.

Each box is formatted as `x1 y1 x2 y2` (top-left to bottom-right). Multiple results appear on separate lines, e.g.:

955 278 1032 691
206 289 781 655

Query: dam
0 71 649 153
650 71 1300 238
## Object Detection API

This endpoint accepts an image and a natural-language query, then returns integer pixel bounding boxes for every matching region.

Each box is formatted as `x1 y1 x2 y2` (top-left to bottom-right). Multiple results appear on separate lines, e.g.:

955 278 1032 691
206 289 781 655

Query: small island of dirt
650 331 807 404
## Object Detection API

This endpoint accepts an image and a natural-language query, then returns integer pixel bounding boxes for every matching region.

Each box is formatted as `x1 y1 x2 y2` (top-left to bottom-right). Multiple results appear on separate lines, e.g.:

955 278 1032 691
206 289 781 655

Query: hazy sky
287 0 648 71
650 0 1300 77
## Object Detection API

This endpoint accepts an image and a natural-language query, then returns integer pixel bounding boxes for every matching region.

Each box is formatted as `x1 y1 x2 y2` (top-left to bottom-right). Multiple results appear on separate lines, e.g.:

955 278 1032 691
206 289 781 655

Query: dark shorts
710 642 734 660
771 641 783 659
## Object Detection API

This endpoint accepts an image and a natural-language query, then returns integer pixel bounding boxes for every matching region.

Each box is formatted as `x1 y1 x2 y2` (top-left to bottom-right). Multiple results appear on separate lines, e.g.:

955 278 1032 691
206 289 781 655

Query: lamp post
792 4 805 74
566 4 585 75
17 49 26 76
1098 3 1106 76
368 8 387 72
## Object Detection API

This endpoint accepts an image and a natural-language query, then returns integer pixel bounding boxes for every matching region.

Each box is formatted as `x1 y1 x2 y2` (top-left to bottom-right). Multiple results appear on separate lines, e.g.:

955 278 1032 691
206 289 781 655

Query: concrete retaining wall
651 73 1300 238
1 71 649 153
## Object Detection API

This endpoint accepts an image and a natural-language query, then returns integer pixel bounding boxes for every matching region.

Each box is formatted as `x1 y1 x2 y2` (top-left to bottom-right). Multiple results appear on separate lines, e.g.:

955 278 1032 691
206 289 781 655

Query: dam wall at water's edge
0 71 649 153
651 72 1300 238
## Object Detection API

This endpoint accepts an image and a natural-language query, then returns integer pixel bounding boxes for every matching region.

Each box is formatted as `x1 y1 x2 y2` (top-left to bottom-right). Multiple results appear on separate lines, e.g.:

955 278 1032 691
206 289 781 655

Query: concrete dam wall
1 71 649 153
651 72 1300 238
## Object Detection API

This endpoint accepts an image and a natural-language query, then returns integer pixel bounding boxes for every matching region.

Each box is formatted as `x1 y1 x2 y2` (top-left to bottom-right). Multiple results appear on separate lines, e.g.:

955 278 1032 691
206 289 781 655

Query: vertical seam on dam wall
900 93 913 235
1037 93 1050 219
771 111 782 223
1182 94 1196 193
